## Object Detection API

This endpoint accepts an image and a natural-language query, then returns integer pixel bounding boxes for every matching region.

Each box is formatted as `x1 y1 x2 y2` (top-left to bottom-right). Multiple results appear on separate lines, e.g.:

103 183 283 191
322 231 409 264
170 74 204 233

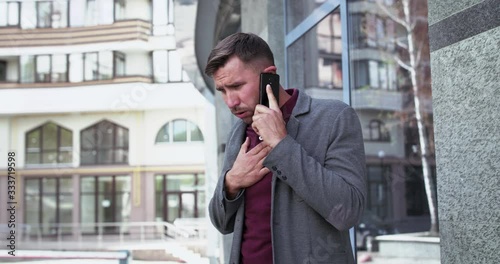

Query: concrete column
428 0 500 263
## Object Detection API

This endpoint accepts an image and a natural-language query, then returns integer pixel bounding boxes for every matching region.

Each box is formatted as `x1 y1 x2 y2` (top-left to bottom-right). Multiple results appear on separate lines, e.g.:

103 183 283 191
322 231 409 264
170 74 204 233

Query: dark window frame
80 120 129 165
31 54 69 83
0 1 21 28
0 60 7 81
83 51 123 81
25 122 73 165
155 119 204 144
151 50 187 83
35 0 69 29
155 173 204 223
367 119 391 142
80 175 131 234
24 176 73 236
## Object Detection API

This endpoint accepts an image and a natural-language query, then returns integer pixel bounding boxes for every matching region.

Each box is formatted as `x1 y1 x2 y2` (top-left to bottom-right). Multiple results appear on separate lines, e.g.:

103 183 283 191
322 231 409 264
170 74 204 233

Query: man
206 32 366 264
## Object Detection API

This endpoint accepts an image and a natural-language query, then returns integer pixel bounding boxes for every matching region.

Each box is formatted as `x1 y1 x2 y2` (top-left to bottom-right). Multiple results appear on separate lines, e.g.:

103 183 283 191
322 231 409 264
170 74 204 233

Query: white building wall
126 0 152 21
9 107 206 169
126 52 152 76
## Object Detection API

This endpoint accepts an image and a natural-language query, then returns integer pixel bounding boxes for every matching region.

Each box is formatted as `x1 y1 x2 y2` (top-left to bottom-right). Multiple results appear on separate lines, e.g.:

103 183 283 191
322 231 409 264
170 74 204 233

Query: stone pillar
427 0 500 263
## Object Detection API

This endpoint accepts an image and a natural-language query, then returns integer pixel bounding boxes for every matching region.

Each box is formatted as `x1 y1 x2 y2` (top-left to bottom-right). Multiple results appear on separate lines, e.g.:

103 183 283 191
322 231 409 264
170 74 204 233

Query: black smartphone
259 73 280 107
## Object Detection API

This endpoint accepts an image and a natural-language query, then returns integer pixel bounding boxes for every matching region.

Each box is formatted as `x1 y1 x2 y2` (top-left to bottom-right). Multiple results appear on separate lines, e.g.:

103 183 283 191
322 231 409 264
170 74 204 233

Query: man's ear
262 65 277 74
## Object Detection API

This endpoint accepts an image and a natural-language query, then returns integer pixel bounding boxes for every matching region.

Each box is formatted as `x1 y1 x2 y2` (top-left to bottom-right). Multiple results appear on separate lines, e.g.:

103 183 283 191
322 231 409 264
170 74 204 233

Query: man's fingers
266 84 279 110
239 137 249 154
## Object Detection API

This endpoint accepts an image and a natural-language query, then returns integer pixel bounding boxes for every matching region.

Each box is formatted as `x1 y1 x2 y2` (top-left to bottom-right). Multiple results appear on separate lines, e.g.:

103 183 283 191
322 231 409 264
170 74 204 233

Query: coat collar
286 90 310 139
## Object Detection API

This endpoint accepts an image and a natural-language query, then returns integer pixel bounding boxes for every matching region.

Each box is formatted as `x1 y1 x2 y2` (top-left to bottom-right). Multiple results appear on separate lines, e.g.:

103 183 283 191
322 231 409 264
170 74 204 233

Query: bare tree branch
375 0 409 28
394 55 413 72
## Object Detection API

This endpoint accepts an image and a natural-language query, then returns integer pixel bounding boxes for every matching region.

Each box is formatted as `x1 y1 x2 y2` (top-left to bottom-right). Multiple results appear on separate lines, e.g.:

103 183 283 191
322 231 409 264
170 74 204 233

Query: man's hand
225 137 271 199
252 85 287 148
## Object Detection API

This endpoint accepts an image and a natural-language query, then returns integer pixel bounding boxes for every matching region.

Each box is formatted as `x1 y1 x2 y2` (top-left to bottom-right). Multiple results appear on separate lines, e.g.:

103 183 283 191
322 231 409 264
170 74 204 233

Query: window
368 119 391 142
114 52 126 77
155 174 205 222
26 122 72 165
25 177 73 235
366 165 392 220
405 165 436 216
35 54 68 83
83 51 113 81
20 56 35 83
85 0 114 26
20 55 68 83
152 50 184 83
317 11 343 89
114 0 126 21
80 120 129 165
155 119 204 143
0 61 6 81
0 2 20 27
81 175 131 233
36 1 68 28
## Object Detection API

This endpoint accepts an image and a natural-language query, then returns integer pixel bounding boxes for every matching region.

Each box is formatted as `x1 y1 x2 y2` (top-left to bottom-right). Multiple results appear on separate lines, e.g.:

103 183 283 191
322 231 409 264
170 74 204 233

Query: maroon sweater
240 89 298 264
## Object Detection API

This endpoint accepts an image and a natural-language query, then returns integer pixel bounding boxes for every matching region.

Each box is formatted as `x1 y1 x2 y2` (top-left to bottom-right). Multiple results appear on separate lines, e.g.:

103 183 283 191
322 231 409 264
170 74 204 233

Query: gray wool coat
209 90 367 264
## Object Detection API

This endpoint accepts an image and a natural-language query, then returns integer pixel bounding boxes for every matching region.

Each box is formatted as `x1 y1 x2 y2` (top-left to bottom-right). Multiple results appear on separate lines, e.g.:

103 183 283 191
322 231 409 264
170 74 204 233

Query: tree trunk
402 0 439 235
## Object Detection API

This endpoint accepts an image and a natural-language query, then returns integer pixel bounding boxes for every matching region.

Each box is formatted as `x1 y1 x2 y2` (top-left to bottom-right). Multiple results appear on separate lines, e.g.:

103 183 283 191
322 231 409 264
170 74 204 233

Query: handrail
15 221 207 249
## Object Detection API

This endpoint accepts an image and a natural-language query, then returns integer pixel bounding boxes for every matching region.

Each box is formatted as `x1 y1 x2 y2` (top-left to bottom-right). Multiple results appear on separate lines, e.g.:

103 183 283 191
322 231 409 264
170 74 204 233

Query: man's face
213 56 261 124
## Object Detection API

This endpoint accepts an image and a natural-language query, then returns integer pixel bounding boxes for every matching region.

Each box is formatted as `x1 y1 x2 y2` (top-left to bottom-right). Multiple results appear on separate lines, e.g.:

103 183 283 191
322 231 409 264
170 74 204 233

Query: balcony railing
0 19 152 48
8 220 207 250
0 75 153 89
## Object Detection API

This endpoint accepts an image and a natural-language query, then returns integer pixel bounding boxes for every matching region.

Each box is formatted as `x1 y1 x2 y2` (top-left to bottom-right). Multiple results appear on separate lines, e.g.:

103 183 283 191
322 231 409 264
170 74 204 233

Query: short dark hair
204 32 275 77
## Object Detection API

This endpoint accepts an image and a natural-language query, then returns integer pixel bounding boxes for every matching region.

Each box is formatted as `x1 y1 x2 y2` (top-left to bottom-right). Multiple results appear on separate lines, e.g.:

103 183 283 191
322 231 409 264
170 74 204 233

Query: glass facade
285 0 436 251
24 177 73 235
25 122 73 165
155 119 204 143
155 174 205 222
80 120 129 165
0 2 20 27
80 175 131 233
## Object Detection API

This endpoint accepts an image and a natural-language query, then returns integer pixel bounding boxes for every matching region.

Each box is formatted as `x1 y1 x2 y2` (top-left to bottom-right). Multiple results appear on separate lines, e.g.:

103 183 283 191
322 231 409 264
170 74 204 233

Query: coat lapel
225 120 247 168
286 90 311 140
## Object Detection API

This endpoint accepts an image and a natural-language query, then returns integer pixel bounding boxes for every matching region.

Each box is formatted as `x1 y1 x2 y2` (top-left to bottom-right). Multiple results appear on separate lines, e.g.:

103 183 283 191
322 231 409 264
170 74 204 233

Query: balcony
352 89 403 111
0 76 152 89
0 20 151 48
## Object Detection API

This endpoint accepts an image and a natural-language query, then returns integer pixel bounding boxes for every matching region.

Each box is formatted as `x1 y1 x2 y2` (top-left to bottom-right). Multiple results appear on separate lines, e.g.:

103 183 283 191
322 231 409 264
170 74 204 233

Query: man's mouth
234 111 249 119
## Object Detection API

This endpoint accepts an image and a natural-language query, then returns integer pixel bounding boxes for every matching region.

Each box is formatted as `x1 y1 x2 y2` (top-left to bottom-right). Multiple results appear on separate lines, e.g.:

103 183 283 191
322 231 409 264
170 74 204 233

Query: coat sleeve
263 106 367 231
207 124 246 235
208 167 245 235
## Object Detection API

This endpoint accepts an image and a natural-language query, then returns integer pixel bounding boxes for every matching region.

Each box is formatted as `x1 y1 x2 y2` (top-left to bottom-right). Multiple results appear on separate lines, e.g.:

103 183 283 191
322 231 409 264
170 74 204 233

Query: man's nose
225 91 240 108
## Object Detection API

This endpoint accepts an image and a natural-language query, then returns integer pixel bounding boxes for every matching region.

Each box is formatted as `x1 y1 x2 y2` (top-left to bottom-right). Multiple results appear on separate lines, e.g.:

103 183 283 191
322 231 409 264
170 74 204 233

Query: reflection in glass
84 52 98 81
173 120 187 142
190 123 204 141
37 2 51 28
20 56 35 83
1 2 20 26
80 175 131 233
156 174 205 222
26 122 73 165
36 55 51 82
24 177 73 235
80 120 129 165
52 55 68 82
348 0 437 239
99 51 113 80
114 52 126 77
155 120 204 143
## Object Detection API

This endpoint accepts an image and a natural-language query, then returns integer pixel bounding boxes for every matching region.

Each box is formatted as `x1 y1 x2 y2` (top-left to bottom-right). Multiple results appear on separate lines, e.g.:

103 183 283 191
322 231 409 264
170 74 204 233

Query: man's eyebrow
225 81 244 88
